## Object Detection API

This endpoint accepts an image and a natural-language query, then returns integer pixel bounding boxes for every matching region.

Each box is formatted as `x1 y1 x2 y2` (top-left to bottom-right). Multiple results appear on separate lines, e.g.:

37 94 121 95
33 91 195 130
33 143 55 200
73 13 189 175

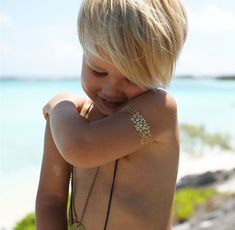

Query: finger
43 111 49 120
43 105 49 119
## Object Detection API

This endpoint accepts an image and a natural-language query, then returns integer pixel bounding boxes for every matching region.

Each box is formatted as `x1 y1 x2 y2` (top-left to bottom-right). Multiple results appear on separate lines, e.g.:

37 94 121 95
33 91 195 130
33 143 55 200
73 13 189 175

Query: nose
101 77 123 98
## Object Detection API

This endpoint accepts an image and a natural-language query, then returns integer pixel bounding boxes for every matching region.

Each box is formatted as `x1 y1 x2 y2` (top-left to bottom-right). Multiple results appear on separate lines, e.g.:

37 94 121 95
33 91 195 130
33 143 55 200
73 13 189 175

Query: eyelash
90 67 136 86
92 70 107 77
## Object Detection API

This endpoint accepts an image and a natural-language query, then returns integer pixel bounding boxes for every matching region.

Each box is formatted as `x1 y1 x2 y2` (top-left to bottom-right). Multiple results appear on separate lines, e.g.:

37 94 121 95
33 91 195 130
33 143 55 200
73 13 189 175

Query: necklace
70 166 100 230
70 160 118 230
70 103 119 230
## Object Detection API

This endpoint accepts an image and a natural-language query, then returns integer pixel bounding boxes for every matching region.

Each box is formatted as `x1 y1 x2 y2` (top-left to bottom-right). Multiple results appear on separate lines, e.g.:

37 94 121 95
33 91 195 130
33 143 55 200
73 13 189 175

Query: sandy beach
177 147 235 181
0 168 39 230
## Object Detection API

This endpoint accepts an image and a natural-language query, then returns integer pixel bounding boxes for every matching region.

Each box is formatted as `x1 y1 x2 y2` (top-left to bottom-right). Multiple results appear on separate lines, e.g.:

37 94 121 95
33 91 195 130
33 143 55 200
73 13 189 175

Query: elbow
60 137 96 168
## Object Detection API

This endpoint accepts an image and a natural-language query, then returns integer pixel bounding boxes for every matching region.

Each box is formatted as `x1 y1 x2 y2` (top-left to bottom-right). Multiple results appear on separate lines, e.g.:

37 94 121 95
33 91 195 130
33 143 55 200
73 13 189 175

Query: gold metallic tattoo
120 105 152 145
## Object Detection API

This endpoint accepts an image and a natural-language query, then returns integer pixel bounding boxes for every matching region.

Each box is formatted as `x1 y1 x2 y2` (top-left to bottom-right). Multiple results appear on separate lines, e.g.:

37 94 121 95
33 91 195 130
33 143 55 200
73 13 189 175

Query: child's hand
43 92 84 120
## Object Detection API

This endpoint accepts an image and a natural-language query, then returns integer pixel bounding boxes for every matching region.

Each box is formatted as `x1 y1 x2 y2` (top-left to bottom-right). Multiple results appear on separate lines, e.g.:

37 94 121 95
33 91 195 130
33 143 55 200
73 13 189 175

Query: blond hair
78 0 187 89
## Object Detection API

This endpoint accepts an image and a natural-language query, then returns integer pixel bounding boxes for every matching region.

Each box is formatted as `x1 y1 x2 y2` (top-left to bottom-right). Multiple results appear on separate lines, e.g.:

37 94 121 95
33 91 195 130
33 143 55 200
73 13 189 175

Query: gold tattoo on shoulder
120 105 152 145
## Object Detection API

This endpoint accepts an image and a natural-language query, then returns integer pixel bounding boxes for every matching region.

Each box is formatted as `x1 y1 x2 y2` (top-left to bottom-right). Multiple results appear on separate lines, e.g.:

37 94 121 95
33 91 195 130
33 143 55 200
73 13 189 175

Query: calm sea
0 78 235 228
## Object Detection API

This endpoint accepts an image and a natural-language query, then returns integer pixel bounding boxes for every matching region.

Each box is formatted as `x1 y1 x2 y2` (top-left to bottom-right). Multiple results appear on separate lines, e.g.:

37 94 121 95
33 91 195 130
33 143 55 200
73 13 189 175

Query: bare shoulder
132 89 178 142
132 89 177 112
151 89 177 111
154 89 177 121
153 89 178 141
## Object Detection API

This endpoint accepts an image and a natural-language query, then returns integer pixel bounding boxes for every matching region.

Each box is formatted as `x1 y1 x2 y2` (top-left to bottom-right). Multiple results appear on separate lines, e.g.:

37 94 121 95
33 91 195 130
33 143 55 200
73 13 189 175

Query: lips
99 96 124 109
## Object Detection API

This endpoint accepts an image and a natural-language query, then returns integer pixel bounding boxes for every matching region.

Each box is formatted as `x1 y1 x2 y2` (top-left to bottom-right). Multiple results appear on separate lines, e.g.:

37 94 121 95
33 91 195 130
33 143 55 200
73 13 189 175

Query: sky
0 0 235 78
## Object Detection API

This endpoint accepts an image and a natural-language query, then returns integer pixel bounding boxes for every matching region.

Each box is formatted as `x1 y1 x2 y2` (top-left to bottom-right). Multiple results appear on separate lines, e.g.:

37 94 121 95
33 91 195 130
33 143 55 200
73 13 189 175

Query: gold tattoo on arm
120 105 152 145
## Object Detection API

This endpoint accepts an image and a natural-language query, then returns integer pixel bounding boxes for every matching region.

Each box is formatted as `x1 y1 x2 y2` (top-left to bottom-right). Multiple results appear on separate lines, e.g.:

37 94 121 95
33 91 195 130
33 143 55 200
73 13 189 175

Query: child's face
81 54 148 115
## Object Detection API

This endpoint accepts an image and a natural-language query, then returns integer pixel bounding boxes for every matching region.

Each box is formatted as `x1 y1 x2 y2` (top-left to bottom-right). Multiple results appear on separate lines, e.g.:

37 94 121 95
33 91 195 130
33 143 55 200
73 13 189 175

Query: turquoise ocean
0 78 235 228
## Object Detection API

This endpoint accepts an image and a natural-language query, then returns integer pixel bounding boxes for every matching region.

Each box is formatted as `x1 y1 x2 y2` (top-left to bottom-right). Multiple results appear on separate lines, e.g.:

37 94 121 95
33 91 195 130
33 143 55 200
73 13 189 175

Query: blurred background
0 0 235 229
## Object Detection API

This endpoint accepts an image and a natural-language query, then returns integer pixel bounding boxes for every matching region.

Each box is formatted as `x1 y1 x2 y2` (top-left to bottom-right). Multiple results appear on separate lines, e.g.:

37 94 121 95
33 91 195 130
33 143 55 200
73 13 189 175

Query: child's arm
48 90 178 167
36 120 71 229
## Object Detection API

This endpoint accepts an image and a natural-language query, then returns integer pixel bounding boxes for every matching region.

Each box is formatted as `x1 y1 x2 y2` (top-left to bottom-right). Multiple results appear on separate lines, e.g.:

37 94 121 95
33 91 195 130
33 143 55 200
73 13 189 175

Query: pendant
71 222 86 230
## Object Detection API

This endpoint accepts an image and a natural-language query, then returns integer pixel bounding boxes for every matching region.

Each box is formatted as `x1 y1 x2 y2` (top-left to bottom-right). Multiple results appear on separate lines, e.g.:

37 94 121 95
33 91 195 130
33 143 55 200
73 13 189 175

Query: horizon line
0 74 235 81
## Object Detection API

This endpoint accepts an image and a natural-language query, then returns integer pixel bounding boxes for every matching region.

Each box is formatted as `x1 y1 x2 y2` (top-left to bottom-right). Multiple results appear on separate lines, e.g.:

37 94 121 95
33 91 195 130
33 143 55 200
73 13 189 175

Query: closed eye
88 66 107 76
93 70 107 76
87 64 107 76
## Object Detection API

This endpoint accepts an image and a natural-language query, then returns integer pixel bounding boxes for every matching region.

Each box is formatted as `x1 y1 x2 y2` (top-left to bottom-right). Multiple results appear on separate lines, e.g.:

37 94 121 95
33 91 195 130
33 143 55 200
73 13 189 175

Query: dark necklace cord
70 160 119 229
103 159 119 230
69 102 119 229
70 102 94 224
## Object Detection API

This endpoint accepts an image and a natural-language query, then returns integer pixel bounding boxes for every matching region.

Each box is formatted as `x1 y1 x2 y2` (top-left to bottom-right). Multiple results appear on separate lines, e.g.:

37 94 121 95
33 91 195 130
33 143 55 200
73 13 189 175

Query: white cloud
34 24 83 75
189 4 235 33
0 38 83 77
1 2 235 77
0 42 13 75
0 13 13 27
176 44 235 76
44 38 82 66
174 3 235 76
0 20 83 76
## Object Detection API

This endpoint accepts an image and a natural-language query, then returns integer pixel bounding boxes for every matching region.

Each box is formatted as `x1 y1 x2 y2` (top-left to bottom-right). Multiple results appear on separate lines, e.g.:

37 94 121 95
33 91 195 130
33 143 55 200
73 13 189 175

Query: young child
36 0 187 229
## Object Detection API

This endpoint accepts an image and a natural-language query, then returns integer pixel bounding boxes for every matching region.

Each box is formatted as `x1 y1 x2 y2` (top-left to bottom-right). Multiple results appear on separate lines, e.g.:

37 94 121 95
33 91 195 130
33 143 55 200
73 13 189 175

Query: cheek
126 87 148 99
81 69 99 95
